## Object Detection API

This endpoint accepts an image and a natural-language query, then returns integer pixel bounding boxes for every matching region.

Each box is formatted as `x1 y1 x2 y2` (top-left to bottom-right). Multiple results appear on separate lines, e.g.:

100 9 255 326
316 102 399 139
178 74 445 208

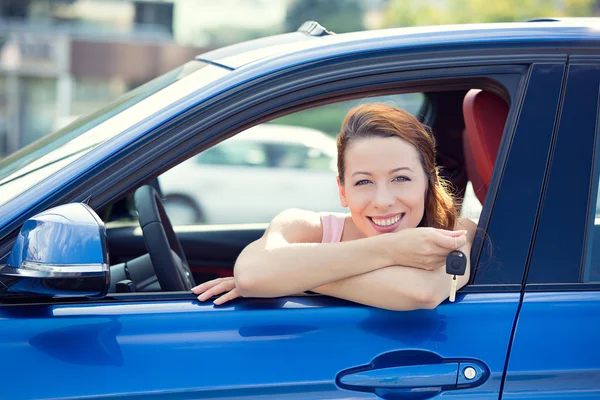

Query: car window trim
525 61 600 286
1 64 535 304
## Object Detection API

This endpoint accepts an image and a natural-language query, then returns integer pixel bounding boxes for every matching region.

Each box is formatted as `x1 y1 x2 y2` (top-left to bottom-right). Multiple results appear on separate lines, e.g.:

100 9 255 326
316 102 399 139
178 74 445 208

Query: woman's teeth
371 214 403 227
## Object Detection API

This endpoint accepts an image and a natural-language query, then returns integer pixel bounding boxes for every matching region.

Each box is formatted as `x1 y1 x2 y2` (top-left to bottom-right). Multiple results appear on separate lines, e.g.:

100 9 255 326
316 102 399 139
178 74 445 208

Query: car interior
99 86 510 294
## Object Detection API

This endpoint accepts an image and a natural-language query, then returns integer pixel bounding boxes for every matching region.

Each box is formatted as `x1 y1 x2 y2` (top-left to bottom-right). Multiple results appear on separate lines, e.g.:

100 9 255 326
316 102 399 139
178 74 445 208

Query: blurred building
0 0 385 156
0 0 216 156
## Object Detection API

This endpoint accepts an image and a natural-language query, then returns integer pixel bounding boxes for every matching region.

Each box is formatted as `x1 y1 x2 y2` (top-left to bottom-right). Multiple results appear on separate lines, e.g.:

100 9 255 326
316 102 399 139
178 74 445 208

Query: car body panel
502 292 600 399
2 293 519 399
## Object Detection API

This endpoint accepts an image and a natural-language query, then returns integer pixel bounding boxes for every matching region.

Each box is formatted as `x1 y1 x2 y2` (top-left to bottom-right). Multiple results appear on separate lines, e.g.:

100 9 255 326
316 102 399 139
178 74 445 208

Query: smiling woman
192 103 477 310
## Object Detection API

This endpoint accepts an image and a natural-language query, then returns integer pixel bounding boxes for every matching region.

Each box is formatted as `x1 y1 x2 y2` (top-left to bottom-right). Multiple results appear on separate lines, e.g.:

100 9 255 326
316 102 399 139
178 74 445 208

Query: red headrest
462 89 509 203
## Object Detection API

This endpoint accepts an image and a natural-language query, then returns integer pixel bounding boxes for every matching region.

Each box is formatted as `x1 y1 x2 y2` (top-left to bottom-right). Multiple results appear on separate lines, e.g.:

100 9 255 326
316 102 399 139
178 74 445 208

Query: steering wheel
134 185 195 291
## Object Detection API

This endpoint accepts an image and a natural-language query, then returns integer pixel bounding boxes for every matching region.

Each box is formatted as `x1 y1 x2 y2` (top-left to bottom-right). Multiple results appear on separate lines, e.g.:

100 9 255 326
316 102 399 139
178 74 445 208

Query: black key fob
446 250 467 276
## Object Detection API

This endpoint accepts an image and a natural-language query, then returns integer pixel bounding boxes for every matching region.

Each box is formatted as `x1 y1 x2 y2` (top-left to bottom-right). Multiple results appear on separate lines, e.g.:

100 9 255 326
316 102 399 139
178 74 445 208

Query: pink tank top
319 212 346 243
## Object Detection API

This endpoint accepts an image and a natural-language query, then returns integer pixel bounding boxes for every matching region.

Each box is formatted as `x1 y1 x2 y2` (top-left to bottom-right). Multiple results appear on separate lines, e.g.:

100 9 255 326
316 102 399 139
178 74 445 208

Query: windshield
0 60 229 205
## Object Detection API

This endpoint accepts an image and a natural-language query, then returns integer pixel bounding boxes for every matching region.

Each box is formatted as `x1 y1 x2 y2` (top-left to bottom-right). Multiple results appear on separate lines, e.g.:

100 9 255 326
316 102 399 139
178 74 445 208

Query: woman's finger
431 231 467 250
197 280 235 302
434 229 467 237
433 234 467 251
213 288 241 305
191 278 224 294
203 280 235 298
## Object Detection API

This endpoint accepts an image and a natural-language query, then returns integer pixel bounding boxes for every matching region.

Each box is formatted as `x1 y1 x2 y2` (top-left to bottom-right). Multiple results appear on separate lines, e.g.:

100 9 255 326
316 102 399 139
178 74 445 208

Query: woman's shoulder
273 209 349 224
271 208 321 226
267 208 323 243
269 209 350 244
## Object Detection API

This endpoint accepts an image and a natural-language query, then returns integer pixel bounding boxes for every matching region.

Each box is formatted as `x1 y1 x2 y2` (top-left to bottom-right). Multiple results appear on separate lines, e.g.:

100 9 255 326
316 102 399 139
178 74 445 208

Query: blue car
1 19 599 399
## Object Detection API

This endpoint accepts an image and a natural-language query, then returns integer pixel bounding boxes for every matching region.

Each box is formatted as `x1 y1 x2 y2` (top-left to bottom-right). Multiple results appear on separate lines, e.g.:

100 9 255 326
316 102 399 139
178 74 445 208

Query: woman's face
338 136 428 237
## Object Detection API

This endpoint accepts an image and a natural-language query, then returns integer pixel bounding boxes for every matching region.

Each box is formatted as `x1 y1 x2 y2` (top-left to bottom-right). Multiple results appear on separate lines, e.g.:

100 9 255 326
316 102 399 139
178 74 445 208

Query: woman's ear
337 176 348 208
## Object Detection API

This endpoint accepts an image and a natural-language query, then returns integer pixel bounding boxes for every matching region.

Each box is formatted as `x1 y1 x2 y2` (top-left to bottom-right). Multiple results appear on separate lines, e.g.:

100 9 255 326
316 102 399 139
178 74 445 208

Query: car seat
462 89 509 204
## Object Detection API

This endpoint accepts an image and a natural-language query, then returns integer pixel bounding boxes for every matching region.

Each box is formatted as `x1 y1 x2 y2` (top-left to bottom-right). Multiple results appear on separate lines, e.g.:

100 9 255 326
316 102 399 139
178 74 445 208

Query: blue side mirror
0 203 110 297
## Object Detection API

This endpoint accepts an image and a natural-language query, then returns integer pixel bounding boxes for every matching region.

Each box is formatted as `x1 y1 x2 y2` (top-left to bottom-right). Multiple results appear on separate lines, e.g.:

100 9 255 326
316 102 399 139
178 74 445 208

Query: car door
501 60 600 398
0 61 565 400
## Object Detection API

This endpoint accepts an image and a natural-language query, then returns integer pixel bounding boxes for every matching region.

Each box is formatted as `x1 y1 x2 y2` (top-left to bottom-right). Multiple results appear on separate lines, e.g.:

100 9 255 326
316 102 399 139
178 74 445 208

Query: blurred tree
284 0 364 33
382 0 596 27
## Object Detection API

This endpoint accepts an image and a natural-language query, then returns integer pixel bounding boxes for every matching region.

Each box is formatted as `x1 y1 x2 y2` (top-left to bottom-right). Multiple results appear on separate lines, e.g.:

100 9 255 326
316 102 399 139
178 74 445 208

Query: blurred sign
0 33 69 76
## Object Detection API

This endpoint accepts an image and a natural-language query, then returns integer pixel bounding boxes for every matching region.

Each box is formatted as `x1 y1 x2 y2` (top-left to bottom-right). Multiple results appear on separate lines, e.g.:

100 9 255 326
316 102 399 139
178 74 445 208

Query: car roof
196 19 600 69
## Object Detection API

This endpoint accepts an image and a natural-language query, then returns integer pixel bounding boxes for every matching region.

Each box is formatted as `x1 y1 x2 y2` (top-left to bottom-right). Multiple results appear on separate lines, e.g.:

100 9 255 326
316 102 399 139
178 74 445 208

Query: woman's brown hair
337 102 458 230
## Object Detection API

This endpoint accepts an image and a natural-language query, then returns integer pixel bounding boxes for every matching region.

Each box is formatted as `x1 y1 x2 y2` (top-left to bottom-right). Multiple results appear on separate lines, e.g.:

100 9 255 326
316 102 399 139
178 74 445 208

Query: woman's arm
233 209 469 299
233 209 394 298
309 218 478 311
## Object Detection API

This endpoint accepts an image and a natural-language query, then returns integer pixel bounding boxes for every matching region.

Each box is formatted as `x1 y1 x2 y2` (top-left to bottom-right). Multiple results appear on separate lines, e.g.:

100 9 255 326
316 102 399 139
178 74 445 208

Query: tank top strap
319 212 347 243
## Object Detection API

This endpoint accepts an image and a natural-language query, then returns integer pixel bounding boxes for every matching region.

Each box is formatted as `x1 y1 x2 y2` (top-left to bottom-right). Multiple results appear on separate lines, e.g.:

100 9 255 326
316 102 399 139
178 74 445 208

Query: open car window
156 93 433 226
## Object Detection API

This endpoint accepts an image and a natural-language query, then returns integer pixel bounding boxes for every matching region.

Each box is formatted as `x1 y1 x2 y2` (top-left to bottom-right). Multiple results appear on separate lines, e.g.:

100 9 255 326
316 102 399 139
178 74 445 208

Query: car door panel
501 292 600 399
502 62 600 398
2 293 519 399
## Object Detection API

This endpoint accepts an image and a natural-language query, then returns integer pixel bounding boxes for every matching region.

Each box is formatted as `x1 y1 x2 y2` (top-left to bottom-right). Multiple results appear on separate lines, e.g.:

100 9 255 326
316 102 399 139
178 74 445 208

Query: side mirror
0 203 110 297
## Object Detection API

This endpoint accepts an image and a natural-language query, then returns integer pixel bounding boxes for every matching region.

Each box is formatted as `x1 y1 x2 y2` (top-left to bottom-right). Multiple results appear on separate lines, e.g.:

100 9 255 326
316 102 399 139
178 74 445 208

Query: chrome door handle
338 359 487 396
339 363 459 389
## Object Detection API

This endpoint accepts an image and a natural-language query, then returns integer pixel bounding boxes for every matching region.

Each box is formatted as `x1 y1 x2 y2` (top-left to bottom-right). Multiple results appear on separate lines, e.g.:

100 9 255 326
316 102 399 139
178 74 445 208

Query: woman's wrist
368 231 402 268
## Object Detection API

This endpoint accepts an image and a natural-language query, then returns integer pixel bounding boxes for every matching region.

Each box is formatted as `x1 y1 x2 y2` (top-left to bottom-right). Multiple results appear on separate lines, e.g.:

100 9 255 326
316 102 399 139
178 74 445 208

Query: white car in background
158 124 346 225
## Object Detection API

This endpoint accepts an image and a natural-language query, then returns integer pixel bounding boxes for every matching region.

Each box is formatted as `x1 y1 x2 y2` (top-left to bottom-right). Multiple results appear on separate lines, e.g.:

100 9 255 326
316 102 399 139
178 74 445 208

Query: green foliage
382 0 596 27
284 0 365 33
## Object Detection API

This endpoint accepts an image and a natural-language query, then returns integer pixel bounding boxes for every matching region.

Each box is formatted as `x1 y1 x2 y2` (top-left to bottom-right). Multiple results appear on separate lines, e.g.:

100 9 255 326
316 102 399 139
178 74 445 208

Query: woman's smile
368 213 405 233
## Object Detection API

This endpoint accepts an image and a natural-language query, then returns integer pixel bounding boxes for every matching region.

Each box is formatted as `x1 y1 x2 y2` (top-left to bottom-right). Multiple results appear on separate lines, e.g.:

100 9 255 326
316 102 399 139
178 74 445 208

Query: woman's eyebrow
352 171 372 177
390 167 413 173
352 167 413 177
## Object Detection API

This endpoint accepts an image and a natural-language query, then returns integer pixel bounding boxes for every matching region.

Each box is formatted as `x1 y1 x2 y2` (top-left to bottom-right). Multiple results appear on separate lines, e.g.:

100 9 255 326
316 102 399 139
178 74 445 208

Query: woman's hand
192 277 241 305
389 227 468 271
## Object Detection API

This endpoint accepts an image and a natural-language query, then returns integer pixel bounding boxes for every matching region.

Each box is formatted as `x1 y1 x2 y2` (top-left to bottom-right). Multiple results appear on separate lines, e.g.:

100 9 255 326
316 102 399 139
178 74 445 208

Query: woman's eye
355 179 371 186
393 176 411 183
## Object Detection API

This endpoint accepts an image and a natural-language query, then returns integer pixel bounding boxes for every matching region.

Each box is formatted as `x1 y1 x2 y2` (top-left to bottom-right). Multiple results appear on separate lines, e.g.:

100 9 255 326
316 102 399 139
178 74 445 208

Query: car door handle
339 363 459 389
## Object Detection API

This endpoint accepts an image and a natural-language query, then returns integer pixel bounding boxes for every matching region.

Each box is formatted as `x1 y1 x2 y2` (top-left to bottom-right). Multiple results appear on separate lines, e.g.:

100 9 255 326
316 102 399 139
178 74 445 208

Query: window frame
1 60 558 305
524 59 600 290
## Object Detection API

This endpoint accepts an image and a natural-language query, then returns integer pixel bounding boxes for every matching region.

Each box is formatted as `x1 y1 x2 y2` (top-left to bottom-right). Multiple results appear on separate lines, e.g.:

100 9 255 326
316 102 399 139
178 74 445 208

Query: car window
584 179 600 282
157 91 493 226
267 143 334 171
196 141 268 167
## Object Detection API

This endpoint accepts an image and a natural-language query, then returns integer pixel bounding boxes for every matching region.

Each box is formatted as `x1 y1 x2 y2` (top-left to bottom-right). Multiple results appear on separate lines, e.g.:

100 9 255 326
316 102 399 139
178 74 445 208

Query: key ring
454 237 458 250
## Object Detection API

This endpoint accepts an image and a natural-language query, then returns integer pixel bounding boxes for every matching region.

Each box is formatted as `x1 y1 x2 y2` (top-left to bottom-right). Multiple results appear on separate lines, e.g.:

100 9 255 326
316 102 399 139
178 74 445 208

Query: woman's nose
372 185 395 209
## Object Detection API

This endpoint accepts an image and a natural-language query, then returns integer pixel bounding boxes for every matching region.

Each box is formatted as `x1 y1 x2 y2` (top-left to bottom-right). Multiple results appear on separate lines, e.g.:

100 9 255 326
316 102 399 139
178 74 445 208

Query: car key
446 250 467 302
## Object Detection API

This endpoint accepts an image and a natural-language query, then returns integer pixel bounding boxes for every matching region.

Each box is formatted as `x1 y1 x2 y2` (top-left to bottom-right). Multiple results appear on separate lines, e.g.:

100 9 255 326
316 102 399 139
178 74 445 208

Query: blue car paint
6 203 108 268
502 292 600 399
0 19 598 399
1 293 518 399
